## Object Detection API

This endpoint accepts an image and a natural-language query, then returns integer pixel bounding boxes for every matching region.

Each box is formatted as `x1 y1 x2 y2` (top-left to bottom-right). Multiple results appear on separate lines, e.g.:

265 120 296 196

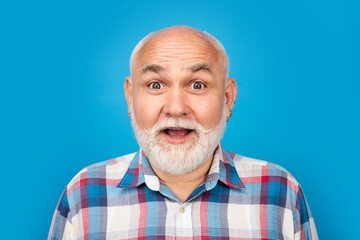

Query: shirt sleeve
294 185 319 240
48 188 74 240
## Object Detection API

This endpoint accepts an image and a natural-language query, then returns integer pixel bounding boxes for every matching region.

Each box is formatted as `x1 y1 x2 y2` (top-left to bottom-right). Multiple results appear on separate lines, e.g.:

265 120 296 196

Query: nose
162 88 190 118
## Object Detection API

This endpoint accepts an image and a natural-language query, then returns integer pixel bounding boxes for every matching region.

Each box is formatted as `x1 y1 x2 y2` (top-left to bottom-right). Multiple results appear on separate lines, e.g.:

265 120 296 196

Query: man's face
125 30 236 174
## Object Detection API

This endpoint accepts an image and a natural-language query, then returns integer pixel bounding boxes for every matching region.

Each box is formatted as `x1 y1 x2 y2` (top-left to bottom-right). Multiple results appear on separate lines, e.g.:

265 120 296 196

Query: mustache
144 118 211 136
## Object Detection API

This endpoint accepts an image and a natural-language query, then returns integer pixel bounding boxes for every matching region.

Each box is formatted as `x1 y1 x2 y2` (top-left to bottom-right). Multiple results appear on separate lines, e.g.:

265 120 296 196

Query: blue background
1 0 359 239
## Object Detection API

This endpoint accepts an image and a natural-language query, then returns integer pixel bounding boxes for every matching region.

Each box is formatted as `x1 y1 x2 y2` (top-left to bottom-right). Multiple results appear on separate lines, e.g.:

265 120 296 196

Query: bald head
129 26 229 79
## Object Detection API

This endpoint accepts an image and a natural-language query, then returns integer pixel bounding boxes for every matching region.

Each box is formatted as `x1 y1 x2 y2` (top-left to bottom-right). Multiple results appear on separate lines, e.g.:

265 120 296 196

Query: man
49 26 318 240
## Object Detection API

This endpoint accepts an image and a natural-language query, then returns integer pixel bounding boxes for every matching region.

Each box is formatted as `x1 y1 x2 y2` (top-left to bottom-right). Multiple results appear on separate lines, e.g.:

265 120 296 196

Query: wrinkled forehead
133 33 222 72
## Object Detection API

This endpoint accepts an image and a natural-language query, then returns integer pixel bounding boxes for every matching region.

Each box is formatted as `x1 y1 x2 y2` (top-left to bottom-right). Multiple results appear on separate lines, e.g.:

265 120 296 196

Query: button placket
175 203 193 237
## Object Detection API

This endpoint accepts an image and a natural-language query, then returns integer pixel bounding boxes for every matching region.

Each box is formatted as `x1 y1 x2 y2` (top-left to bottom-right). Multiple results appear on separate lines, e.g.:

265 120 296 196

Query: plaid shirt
49 145 318 240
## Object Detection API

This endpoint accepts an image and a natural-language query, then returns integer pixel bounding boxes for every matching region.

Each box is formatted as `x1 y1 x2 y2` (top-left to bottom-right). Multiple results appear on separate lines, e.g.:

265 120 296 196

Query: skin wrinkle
141 64 213 80
136 48 221 80
134 33 222 78
137 58 220 81
142 46 217 57
142 51 215 61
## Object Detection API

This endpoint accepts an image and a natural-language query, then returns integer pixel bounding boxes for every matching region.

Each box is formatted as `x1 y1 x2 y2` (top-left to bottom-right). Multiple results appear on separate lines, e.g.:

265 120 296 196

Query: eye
149 82 163 90
190 81 205 90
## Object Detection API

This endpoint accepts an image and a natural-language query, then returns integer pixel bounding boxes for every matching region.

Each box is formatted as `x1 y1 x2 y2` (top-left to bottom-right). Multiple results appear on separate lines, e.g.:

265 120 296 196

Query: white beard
131 106 227 175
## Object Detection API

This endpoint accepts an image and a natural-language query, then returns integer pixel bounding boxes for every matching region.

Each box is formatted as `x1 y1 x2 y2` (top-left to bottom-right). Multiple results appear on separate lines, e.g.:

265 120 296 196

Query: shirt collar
114 151 144 188
117 144 245 190
205 144 245 190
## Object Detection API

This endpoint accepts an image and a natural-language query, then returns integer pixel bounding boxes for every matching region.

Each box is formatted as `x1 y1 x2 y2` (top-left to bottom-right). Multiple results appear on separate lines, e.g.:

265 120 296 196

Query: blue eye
191 82 205 90
149 82 163 89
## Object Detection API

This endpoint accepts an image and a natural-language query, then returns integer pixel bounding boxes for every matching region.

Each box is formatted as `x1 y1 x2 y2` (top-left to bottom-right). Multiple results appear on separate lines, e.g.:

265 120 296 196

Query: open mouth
162 127 194 138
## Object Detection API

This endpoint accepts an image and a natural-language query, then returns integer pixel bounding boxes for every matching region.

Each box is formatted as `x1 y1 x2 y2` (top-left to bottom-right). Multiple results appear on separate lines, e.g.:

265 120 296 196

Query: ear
225 77 237 116
124 76 132 110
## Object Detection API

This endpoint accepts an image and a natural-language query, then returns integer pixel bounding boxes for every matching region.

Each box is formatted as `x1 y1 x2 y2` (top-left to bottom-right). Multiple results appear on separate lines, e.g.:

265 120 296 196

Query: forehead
134 34 220 70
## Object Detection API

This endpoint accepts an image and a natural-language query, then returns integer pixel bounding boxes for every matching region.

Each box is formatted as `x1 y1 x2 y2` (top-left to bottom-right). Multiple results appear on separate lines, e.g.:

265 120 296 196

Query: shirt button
179 206 185 213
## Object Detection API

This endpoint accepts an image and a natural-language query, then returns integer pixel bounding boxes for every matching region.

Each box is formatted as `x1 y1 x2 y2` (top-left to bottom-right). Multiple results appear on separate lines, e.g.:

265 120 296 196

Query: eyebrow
188 63 212 73
141 63 212 74
141 64 165 73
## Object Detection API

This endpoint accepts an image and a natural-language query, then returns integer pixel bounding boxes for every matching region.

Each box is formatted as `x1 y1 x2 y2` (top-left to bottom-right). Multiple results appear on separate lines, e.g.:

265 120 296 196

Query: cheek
191 95 225 128
133 95 164 129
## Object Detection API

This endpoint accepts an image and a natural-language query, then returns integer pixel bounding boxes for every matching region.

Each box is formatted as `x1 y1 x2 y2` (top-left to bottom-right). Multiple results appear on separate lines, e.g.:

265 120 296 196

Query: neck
149 153 214 203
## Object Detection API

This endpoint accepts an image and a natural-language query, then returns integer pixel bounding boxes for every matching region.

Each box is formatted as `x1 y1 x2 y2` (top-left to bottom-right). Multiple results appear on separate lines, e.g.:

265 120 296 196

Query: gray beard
131 106 227 175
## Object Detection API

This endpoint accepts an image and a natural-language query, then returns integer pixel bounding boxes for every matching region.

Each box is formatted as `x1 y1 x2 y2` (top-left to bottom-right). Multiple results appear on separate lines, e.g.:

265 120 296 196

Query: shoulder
65 152 137 196
228 151 317 237
229 151 300 191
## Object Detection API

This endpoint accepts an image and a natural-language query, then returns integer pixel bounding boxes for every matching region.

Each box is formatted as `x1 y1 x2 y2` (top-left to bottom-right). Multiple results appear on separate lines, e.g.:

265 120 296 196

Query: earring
128 112 132 121
227 109 232 122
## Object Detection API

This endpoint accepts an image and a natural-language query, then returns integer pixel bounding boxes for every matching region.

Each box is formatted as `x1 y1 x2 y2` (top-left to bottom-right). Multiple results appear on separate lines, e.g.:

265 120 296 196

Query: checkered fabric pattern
48 145 318 240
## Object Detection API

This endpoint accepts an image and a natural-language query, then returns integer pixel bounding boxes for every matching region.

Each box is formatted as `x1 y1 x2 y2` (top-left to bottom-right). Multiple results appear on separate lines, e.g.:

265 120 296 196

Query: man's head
124 26 237 175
